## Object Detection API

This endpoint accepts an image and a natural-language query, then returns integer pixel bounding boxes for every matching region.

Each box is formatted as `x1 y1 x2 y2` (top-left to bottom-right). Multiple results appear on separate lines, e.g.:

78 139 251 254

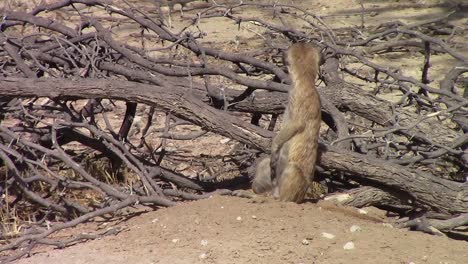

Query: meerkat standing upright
252 42 321 203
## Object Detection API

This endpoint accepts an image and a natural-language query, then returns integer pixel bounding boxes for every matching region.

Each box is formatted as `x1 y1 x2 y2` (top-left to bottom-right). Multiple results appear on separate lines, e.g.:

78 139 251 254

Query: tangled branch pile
0 0 467 261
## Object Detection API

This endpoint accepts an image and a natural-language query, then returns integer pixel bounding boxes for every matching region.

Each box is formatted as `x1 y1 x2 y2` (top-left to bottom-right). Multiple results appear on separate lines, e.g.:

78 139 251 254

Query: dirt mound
15 196 467 264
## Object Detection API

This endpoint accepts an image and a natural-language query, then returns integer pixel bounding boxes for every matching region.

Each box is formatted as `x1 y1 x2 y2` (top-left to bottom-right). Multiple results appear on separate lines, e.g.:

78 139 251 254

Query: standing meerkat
252 42 321 203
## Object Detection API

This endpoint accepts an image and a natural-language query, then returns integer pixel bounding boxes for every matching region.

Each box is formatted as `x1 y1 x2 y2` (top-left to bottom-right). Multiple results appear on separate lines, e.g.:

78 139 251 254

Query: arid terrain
14 196 468 264
3 0 468 263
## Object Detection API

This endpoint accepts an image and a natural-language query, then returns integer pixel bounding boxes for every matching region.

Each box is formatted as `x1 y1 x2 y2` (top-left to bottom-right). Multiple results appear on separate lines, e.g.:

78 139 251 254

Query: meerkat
253 42 321 203
252 141 290 195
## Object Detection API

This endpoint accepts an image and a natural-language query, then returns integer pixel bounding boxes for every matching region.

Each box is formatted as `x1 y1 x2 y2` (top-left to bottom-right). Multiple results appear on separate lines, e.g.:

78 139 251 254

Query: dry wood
1 78 466 215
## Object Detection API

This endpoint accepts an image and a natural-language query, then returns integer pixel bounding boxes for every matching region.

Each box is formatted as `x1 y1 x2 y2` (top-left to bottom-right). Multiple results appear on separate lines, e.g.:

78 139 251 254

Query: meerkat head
286 42 320 80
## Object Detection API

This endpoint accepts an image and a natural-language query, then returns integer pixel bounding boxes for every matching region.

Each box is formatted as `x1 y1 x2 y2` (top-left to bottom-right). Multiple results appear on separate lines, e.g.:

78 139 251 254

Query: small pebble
236 216 242 221
171 238 179 243
172 3 183 11
220 138 230 144
357 209 368 214
199 253 208 259
343 241 355 250
302 239 310 245
160 6 170 13
324 193 351 202
350 225 361 232
200 240 208 246
321 232 335 239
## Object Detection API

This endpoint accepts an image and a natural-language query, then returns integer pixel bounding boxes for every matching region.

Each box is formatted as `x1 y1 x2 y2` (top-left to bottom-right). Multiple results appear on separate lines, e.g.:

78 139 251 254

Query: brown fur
252 157 273 194
252 141 290 195
253 42 321 203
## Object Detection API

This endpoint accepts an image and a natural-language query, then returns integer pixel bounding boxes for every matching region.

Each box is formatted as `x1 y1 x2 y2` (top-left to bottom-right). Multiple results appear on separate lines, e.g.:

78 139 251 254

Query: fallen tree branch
1 77 465 215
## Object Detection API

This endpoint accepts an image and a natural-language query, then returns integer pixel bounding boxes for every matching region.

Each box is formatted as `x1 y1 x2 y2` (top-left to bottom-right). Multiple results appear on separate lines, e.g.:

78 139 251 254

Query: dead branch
0 78 466 216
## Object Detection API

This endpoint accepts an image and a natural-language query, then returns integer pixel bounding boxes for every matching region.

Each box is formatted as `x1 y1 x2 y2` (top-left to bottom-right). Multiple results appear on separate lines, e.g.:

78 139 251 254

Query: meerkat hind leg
251 157 273 194
277 164 309 203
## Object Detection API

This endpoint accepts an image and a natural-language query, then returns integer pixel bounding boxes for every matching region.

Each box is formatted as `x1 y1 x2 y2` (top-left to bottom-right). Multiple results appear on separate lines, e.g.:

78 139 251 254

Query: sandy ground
3 0 468 263
14 196 468 264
